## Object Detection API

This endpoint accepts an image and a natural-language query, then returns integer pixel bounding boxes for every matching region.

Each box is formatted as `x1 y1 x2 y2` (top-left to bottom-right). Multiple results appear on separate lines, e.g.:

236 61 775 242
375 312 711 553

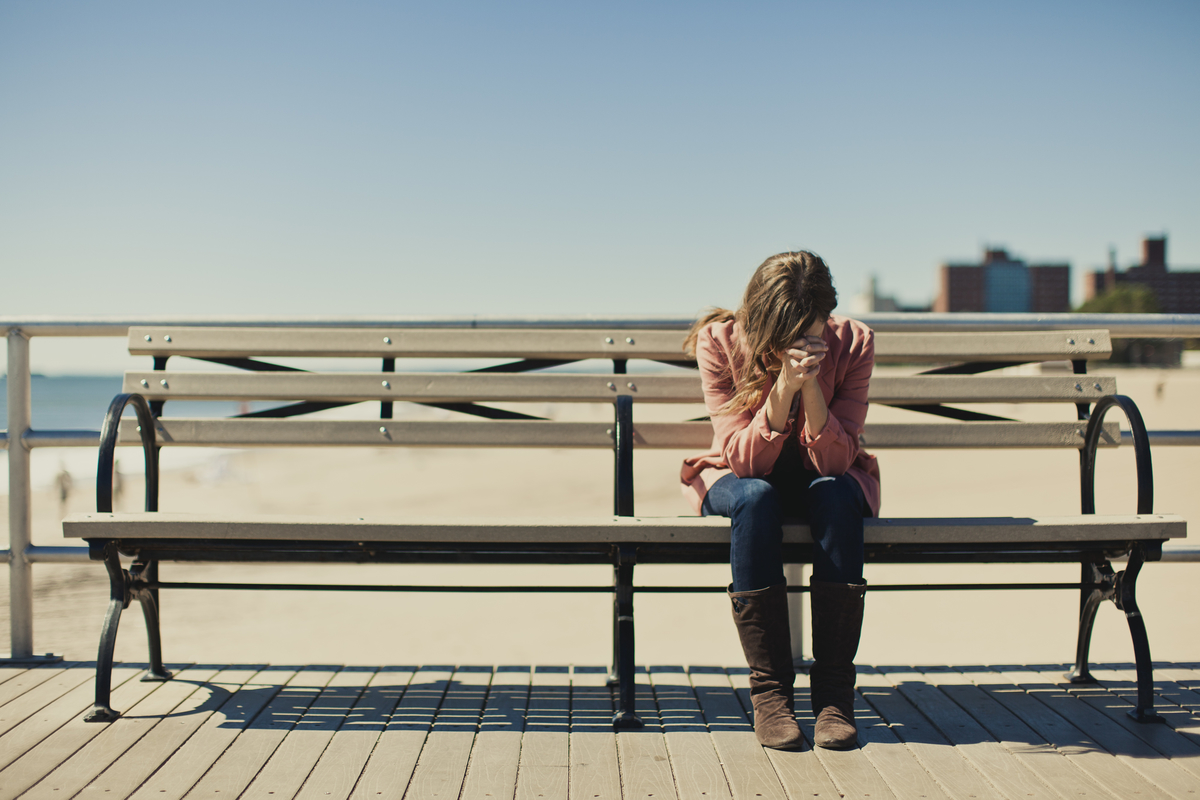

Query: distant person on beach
112 459 125 509
681 251 879 751
55 462 74 516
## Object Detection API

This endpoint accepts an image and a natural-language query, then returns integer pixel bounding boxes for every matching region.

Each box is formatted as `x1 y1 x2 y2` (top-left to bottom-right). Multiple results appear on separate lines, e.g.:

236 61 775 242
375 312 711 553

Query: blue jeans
701 445 868 591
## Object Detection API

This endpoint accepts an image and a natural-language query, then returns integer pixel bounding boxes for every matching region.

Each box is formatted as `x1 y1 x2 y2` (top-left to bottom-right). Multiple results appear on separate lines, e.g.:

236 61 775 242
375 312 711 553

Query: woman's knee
729 478 780 516
806 474 865 516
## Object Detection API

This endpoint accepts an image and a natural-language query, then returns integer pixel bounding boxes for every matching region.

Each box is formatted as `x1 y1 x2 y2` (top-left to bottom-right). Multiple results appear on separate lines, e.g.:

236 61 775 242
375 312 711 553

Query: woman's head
736 251 837 370
684 250 837 415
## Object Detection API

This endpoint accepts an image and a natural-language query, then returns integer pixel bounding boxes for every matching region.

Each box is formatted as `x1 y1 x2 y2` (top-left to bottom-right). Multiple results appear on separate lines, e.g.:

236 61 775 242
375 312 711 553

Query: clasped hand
779 335 827 391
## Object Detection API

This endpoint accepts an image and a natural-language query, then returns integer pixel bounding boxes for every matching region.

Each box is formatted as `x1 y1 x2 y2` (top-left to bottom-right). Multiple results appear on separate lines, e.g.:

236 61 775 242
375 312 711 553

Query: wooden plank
734 668 893 800
514 666 570 800
0 665 174 799
403 666 492 800
648 665 733 800
0 662 92 743
844 684 951 799
240 666 378 799
908 665 1118 800
854 668 1000 798
861 421 1120 449
75 665 273 800
348 665 452 800
963 666 1173 800
118 418 616 449
0 663 81 715
630 421 1121 451
1059 666 1200 780
1140 666 1200 716
178 666 340 800
128 327 689 360
568 667 622 800
124 371 704 404
869 375 1118 404
292 666 414 800
114 418 1123 452
126 326 1112 362
994 665 1200 800
124 371 1119 406
873 329 1111 363
0 665 140 774
0 667 32 689
459 666 529 800
688 667 792 800
19 665 224 800
616 668 679 800
874 665 1060 799
63 511 1188 545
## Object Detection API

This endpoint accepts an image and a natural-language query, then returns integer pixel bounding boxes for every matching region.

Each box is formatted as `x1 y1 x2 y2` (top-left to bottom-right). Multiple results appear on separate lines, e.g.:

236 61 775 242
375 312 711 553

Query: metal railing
5 313 1200 660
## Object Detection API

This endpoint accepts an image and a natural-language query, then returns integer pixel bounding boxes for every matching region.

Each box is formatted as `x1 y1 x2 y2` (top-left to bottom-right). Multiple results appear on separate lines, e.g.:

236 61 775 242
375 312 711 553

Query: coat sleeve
697 326 791 478
799 327 874 476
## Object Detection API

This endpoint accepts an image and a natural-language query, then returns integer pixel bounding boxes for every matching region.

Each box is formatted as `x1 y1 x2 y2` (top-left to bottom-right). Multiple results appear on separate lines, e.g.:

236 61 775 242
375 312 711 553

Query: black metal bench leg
86 544 129 722
133 561 172 683
611 547 642 729
1065 561 1109 685
1114 546 1164 724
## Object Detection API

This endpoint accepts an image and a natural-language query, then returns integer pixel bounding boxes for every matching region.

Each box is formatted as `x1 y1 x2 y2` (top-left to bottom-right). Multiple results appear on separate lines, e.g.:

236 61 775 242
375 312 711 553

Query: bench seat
66 511 1185 547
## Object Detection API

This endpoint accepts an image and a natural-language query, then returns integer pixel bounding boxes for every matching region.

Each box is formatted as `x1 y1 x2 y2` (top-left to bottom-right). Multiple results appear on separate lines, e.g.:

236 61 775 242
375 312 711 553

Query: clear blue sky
2 1 1197 371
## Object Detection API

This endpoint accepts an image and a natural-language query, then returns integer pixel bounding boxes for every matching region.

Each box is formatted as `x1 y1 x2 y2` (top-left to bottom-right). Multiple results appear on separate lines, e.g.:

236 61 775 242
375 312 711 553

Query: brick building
1084 236 1200 313
934 248 1070 313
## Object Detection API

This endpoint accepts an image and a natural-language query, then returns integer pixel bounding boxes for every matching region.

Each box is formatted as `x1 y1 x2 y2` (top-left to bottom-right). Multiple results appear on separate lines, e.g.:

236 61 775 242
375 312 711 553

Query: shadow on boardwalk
1 660 1199 799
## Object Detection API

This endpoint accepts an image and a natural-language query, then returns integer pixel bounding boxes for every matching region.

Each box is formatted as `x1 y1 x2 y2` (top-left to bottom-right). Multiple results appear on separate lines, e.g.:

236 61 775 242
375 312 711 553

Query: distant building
848 275 930 315
1084 236 1200 313
934 248 1070 313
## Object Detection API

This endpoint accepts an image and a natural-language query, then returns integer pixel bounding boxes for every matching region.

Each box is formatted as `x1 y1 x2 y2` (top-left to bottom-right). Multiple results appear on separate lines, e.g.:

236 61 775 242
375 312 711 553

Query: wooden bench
63 325 1186 727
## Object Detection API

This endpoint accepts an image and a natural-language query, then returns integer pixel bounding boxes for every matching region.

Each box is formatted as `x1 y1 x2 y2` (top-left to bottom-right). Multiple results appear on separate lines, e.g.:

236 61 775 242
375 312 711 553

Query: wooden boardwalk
1 661 1199 799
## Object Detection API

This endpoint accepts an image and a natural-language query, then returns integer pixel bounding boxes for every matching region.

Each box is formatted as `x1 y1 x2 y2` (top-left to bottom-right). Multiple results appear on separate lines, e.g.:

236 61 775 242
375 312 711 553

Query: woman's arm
800 328 874 476
701 326 828 477
699 327 793 478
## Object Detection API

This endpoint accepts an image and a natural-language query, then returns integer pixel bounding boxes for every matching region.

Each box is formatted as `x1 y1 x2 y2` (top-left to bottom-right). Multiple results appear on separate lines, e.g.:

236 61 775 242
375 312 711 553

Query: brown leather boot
729 584 805 750
809 580 866 750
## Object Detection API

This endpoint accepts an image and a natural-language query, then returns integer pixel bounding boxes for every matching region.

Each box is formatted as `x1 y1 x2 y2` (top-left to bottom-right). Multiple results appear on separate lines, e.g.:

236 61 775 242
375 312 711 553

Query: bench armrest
97 393 159 513
1081 394 1153 515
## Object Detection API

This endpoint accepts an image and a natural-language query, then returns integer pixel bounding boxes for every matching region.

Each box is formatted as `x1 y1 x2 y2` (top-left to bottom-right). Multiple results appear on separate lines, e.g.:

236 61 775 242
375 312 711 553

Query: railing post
785 563 807 665
7 329 34 659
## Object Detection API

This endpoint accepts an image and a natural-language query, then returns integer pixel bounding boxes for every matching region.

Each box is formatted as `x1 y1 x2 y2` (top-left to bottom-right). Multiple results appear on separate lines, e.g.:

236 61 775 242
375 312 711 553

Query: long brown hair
683 251 838 415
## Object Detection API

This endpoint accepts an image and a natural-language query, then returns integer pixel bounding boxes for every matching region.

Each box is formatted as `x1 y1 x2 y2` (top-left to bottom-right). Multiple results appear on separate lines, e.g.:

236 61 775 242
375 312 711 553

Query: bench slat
116 419 1120 449
127 327 1112 363
128 327 689 360
873 330 1111 363
126 371 704 403
123 372 1118 405
63 512 1185 544
631 421 1119 449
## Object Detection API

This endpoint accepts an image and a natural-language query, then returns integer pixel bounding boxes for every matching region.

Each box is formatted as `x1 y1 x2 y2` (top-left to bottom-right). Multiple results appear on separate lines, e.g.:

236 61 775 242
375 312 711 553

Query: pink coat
680 315 881 517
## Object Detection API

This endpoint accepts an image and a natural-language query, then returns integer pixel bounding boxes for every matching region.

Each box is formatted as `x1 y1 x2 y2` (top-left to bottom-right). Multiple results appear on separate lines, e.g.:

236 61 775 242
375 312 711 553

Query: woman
681 251 880 751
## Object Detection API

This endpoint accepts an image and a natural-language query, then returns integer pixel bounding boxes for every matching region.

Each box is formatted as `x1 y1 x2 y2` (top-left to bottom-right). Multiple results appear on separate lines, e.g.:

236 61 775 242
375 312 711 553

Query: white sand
2 365 1197 668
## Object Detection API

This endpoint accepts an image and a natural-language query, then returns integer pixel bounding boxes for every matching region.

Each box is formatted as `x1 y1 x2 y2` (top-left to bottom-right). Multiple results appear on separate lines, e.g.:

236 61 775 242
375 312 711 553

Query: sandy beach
3 365 1197 669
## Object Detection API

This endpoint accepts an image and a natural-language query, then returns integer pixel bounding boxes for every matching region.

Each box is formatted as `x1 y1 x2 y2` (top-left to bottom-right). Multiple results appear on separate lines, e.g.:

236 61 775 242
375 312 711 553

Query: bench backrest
118 326 1120 451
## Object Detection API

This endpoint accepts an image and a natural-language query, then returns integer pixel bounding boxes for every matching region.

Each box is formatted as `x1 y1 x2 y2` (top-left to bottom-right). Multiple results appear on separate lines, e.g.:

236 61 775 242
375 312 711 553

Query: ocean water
0 375 281 494
0 375 286 430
